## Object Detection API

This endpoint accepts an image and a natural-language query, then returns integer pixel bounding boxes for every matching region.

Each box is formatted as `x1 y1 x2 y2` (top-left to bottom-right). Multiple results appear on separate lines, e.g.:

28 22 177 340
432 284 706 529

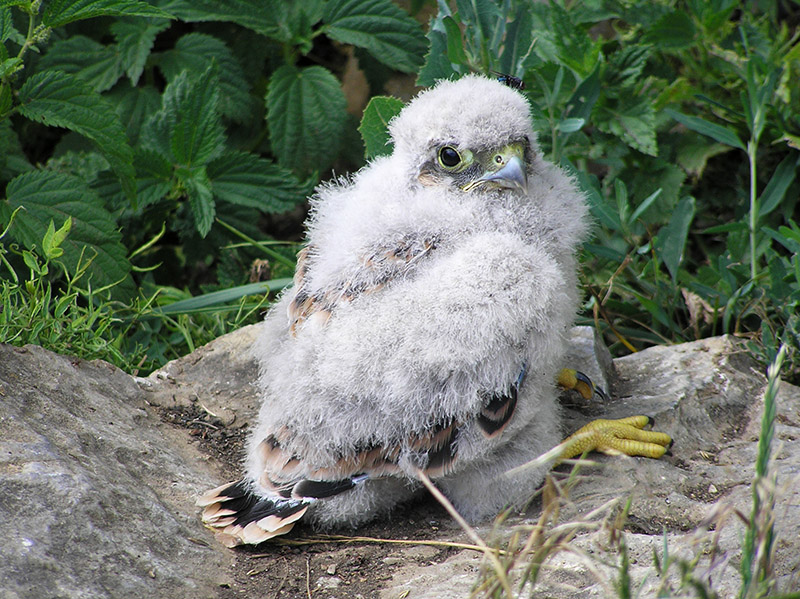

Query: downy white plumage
198 75 590 546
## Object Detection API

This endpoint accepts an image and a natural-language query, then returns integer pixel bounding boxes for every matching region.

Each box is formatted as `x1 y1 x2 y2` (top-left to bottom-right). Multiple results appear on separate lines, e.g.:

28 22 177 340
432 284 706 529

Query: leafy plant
0 0 427 298
359 0 800 379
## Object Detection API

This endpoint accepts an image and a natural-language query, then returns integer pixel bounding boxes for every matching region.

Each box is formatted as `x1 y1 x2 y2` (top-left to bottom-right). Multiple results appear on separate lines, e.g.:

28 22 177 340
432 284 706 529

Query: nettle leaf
133 148 172 208
358 95 403 159
1 6 15 43
18 69 135 199
605 45 651 90
549 2 600 77
266 65 346 175
0 119 30 176
322 0 427 73
207 151 304 213
176 164 215 237
169 66 223 166
157 32 250 122
254 0 323 48
656 196 696 281
643 10 696 50
417 25 456 87
111 18 170 85
4 170 131 289
0 56 23 80
142 64 224 166
39 36 122 92
154 0 286 37
42 0 173 28
106 84 162 145
595 95 657 156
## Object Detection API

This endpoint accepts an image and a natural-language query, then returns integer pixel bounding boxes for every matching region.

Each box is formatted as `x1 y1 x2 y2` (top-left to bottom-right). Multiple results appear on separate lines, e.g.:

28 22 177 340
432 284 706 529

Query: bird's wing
287 233 438 333
254 363 527 501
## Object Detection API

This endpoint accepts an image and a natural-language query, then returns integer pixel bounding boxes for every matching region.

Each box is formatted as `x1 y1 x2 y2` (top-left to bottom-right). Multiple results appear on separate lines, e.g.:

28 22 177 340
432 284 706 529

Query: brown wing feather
287 235 438 335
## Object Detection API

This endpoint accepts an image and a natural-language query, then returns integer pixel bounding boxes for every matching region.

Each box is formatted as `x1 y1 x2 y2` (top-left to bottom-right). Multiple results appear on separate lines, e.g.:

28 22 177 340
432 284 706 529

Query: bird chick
197 75 670 547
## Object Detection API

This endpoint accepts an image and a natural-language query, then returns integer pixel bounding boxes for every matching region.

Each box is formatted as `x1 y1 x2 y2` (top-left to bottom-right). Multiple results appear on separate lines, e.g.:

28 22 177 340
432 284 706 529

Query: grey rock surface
0 344 234 599
2 330 799 599
380 336 800 598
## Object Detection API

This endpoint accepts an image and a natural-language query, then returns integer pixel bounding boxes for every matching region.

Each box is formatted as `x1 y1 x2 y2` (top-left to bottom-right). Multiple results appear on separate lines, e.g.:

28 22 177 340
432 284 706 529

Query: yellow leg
560 415 673 461
557 368 609 401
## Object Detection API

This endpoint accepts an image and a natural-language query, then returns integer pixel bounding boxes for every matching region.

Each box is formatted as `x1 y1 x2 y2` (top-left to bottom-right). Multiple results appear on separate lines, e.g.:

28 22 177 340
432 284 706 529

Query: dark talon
574 370 610 402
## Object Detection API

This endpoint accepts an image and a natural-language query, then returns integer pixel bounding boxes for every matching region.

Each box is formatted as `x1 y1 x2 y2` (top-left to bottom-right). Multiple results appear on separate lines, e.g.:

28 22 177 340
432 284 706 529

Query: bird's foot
559 415 673 461
557 368 609 402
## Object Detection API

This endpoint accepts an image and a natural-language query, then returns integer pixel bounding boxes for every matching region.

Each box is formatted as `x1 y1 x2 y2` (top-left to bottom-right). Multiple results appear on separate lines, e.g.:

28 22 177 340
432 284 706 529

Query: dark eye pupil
439 147 460 167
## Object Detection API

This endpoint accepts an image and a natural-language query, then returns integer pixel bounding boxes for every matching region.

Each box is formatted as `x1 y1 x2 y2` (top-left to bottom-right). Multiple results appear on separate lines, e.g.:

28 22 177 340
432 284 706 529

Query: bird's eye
438 146 461 169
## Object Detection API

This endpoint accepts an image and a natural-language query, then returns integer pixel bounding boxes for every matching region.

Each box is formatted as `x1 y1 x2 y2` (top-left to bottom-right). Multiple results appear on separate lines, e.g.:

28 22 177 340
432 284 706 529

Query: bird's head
389 75 536 196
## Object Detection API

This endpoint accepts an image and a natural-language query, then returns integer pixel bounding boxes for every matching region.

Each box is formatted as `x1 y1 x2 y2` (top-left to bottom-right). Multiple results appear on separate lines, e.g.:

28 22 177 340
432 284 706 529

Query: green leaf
642 11 696 50
500 9 536 75
133 148 172 208
142 64 224 166
576 170 620 231
0 56 22 79
583 242 626 263
153 278 292 315
266 65 346 176
656 196 696 281
207 151 304 212
177 164 215 237
595 95 657 156
759 153 798 217
106 84 161 145
42 0 173 27
322 0 427 73
39 36 122 92
605 45 651 89
156 32 251 122
417 26 456 87
358 95 404 159
43 216 71 260
763 226 800 254
18 69 135 200
702 222 748 234
1 6 14 43
153 0 287 37
557 117 584 133
455 0 502 55
442 16 467 66
111 18 170 86
170 65 223 166
4 170 131 289
549 2 600 77
665 109 746 151
629 188 662 224
675 134 731 177
0 119 31 176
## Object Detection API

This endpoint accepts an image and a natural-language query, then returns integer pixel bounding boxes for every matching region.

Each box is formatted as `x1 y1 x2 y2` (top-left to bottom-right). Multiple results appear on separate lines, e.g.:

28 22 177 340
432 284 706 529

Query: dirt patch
157 402 467 599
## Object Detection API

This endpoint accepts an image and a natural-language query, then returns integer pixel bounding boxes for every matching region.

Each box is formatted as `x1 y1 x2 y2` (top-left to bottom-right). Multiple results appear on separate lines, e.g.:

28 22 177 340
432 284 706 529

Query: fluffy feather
199 75 590 543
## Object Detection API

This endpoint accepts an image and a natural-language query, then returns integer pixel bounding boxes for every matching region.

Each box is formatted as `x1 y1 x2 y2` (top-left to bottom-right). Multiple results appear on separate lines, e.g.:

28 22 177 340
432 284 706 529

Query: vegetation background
1 0 798 380
1 1 799 597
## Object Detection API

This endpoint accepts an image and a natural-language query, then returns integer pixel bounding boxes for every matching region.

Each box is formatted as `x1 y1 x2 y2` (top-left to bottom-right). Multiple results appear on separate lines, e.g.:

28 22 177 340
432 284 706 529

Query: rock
137 323 263 428
2 330 799 598
0 344 234 599
380 336 800 597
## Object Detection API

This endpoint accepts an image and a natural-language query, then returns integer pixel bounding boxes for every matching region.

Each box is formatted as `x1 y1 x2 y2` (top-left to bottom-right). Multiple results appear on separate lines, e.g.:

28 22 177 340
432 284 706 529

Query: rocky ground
2 327 799 598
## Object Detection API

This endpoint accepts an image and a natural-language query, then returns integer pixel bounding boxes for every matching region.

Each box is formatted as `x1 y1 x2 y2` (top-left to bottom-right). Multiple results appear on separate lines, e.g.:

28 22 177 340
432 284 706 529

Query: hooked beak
476 155 527 193
462 144 528 194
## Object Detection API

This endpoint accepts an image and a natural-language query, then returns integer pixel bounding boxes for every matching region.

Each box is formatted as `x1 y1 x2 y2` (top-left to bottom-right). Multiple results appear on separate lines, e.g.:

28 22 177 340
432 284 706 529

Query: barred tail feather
197 480 310 546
